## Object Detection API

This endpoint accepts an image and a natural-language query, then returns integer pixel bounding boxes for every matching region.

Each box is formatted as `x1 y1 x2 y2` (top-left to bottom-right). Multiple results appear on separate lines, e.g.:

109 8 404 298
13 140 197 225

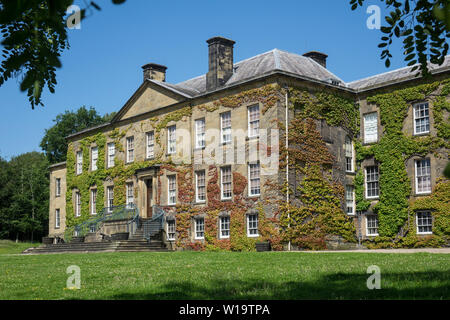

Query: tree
0 0 126 109
350 0 450 76
40 106 115 164
0 152 49 242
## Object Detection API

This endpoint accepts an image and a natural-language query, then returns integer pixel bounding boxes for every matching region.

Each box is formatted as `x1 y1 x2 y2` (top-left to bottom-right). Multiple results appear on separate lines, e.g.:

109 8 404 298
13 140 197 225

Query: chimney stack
303 51 328 68
206 36 236 91
142 63 167 82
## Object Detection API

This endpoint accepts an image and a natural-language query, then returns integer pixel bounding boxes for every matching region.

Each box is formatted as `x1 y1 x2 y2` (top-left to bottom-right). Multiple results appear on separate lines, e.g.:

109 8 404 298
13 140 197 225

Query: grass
0 240 40 255
0 250 449 300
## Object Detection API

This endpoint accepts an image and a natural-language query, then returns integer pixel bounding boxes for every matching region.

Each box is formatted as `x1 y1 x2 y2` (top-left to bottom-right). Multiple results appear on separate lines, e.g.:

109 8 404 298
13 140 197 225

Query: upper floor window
248 163 261 196
195 118 206 148
107 186 114 213
55 178 61 197
365 165 379 199
168 175 176 205
107 143 115 168
248 105 260 138
75 191 81 217
91 147 98 171
55 209 60 229
363 112 378 144
221 166 232 200
221 111 232 144
220 216 230 239
90 189 97 215
366 214 379 236
76 151 83 175
346 185 355 215
126 183 134 208
344 136 354 172
167 125 176 154
146 131 155 159
167 220 176 241
195 218 205 240
126 137 134 163
413 102 430 135
247 214 259 237
415 158 431 194
195 170 206 203
416 211 432 234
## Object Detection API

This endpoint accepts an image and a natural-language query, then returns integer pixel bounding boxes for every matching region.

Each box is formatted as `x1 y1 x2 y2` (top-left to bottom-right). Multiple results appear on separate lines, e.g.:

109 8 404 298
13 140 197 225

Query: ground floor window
55 209 60 229
195 218 204 240
416 211 433 234
167 220 176 241
89 224 96 233
366 214 379 236
247 214 259 237
220 216 230 239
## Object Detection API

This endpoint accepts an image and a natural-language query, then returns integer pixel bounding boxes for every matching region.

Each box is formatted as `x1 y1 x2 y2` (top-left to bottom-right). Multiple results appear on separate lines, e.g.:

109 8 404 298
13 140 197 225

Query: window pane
196 170 206 201
249 163 260 196
416 159 431 193
221 167 232 199
414 103 430 134
364 113 378 143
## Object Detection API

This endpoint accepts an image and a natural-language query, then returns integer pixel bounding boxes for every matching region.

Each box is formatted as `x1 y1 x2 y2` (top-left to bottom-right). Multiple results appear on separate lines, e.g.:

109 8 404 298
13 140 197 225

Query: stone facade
48 37 450 249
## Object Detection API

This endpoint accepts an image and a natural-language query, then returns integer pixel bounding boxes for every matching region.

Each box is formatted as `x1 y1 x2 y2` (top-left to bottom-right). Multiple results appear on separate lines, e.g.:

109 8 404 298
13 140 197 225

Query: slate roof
149 49 345 98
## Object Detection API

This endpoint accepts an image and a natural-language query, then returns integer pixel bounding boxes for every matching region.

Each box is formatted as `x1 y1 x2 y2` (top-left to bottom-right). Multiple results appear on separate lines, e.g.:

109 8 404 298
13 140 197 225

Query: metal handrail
142 205 166 241
64 204 139 242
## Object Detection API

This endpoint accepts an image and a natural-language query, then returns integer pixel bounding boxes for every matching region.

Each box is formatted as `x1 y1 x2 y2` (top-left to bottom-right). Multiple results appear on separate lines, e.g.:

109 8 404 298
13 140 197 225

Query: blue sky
0 0 409 159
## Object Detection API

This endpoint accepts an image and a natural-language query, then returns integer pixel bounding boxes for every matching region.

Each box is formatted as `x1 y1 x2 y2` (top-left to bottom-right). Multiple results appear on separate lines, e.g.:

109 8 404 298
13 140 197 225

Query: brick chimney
303 51 328 68
142 63 167 82
206 36 236 91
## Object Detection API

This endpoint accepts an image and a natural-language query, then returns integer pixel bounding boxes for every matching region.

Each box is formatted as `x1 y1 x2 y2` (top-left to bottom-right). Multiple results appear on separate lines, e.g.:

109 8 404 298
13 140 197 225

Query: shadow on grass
109 271 449 300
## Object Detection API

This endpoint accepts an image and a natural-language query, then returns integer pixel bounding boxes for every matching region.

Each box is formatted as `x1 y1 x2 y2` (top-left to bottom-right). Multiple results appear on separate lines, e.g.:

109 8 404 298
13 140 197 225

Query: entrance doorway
145 179 153 218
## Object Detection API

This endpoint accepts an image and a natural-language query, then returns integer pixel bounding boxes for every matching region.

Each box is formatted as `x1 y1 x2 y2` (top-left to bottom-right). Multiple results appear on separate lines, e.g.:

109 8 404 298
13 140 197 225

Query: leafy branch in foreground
350 0 450 76
0 0 126 109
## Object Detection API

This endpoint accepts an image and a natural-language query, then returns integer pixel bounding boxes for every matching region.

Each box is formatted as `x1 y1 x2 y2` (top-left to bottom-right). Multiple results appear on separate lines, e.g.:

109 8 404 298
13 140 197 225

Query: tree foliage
0 152 49 242
40 106 115 164
350 0 450 76
0 0 126 109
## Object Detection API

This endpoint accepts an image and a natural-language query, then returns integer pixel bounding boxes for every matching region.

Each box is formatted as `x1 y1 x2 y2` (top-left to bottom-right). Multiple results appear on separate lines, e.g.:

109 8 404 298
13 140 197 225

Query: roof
157 49 345 97
347 56 450 91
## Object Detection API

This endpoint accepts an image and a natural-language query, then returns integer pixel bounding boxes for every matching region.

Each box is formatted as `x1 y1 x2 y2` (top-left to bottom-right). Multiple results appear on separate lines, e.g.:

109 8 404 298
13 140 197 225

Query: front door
145 179 152 218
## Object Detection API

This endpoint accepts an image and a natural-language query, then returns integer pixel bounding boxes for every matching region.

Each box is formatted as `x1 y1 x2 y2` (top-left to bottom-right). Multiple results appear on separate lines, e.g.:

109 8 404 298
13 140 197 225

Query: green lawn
0 249 448 300
0 240 40 255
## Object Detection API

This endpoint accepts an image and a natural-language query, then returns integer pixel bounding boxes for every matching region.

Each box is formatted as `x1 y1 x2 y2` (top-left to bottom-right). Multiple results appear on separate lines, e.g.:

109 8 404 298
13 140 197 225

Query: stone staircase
23 223 169 255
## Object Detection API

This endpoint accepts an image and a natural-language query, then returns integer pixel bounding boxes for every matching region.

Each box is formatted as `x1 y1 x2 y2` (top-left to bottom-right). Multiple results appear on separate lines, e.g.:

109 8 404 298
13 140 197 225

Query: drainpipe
285 86 291 252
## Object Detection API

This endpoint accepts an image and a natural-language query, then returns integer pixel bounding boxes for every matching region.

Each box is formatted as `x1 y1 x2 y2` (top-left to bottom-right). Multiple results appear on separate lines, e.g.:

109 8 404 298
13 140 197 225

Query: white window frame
167 175 176 205
413 102 430 135
167 125 176 154
55 178 61 197
75 192 81 217
76 151 83 175
195 118 206 149
146 131 155 159
366 214 379 236
344 136 354 173
248 105 260 138
91 147 98 171
126 137 134 163
195 170 206 203
194 218 205 240
345 185 355 215
363 112 378 144
107 186 114 213
219 216 230 239
221 166 232 200
415 158 431 194
365 166 379 199
167 219 176 241
107 143 115 168
90 189 97 215
416 211 433 235
247 214 259 237
55 209 60 229
126 183 134 208
220 111 232 144
248 163 261 197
